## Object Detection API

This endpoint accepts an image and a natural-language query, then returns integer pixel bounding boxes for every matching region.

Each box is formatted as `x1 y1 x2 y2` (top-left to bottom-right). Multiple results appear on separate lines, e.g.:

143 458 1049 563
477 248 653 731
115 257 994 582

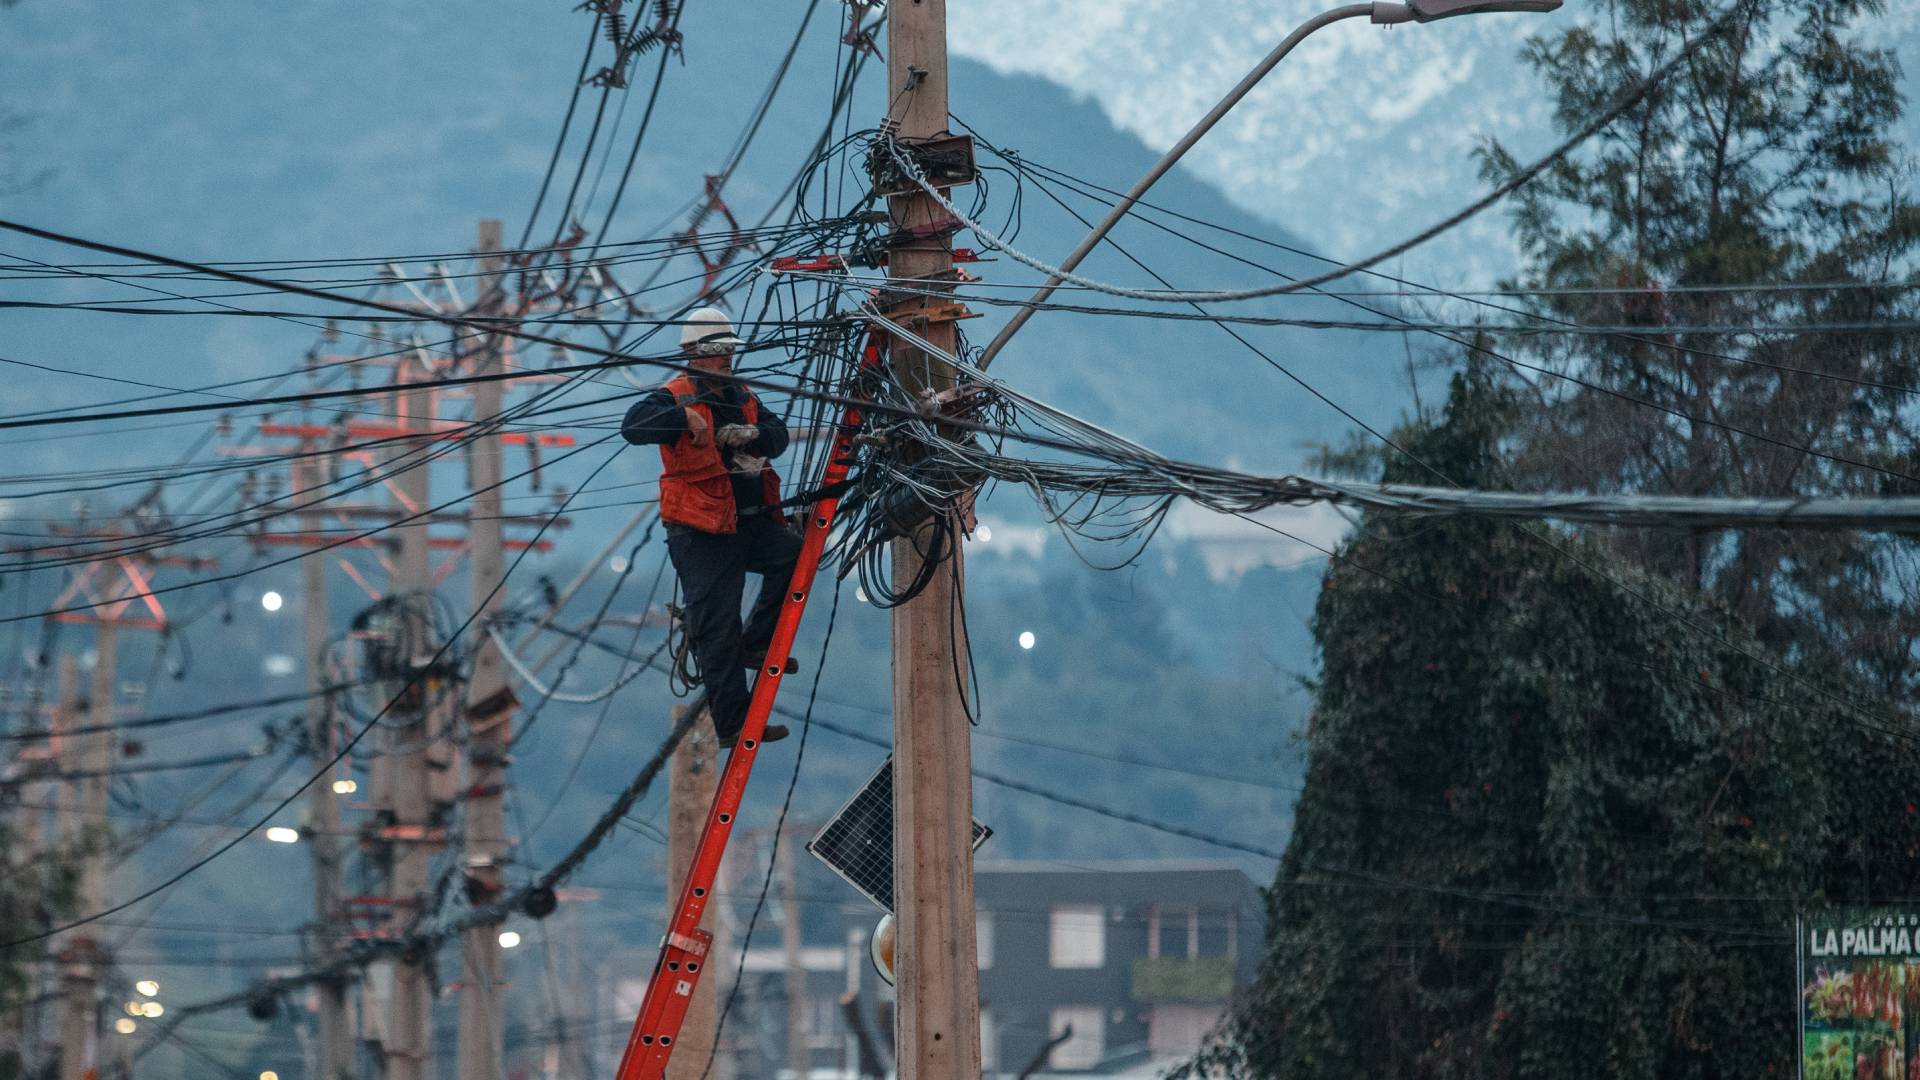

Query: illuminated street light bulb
140 1001 164 1018
260 591 284 613
1018 631 1035 651
114 1019 137 1035
125 1001 143 1016
870 913 896 986
264 826 300 844
498 930 522 949
135 979 159 997
261 1072 280 1080
331 778 358 795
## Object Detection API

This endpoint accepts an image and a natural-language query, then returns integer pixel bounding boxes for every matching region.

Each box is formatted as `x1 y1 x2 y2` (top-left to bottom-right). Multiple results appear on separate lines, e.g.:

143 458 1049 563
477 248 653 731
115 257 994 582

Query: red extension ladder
612 326 881 1080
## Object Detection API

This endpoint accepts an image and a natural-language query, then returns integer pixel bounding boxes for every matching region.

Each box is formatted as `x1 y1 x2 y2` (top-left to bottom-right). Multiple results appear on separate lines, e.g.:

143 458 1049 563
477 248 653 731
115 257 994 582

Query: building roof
974 858 1257 875
971 859 1264 914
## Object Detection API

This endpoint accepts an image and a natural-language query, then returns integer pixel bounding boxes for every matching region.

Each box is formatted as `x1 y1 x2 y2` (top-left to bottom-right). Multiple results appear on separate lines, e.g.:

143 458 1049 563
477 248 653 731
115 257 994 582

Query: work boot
718 724 790 751
743 650 801 675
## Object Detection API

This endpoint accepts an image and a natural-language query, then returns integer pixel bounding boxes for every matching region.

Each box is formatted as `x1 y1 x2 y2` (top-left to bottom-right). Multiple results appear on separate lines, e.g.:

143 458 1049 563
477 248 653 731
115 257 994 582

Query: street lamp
1398 0 1561 20
975 0 1562 369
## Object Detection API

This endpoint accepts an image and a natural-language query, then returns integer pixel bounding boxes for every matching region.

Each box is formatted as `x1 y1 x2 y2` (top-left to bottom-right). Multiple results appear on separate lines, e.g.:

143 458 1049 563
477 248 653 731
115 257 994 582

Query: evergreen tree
1189 367 1917 1078
1480 0 1920 681
1187 1 1920 1073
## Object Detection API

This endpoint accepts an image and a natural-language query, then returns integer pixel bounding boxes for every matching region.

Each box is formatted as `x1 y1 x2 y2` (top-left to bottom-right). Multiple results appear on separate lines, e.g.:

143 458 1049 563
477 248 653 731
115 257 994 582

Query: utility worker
621 307 799 749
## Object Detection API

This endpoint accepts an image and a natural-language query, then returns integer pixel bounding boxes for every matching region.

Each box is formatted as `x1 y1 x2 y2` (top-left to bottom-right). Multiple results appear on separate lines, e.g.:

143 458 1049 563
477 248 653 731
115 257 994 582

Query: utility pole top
884 4 984 1079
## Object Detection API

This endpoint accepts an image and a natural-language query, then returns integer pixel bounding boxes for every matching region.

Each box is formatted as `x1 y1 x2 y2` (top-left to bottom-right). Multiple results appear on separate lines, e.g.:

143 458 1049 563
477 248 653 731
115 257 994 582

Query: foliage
1183 368 1920 1079
1184 2 1920 1074
1133 956 1238 1004
0 808 79 1080
1476 0 1920 681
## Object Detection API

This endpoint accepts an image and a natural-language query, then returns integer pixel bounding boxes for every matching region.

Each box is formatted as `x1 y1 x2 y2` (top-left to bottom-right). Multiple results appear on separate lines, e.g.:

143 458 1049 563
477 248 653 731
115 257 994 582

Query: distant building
972 860 1263 1076
719 857 1264 1078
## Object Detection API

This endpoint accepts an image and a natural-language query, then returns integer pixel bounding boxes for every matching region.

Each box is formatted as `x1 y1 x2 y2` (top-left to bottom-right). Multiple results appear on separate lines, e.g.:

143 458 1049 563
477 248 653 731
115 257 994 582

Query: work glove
716 423 760 449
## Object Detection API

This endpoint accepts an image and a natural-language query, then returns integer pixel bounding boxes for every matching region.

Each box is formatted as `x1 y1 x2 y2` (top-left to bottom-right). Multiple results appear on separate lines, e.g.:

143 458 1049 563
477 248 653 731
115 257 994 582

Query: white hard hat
680 306 743 353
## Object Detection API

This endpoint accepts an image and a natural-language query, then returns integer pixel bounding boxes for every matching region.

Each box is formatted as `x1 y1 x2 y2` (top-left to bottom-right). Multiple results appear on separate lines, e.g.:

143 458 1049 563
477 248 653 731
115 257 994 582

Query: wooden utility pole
883 4 982 1078
664 704 725 1080
30 525 204 1079
457 218 512 1080
57 626 113 1080
301 452 354 1080
51 656 90 1080
778 833 809 1080
383 352 440 1080
5 661 69 1068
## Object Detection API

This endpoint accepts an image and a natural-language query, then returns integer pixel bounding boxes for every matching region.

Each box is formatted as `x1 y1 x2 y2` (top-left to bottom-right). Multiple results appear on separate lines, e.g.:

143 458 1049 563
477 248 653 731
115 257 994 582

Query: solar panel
806 755 992 913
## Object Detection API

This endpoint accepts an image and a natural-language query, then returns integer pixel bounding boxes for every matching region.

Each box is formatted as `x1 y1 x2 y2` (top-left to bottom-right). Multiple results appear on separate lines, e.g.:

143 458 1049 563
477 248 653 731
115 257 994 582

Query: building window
977 910 994 971
1197 908 1235 959
807 995 839 1047
1048 1006 1106 1070
1049 905 1105 969
1151 904 1196 960
1151 905 1238 961
980 1007 998 1073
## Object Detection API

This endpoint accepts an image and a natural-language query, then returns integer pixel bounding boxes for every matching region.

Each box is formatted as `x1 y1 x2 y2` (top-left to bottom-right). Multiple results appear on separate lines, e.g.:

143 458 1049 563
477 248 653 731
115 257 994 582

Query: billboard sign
1800 910 1920 1080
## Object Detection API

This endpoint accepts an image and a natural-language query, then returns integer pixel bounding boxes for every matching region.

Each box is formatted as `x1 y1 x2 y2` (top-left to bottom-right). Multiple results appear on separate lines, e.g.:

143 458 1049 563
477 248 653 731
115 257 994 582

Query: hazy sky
952 0 1920 283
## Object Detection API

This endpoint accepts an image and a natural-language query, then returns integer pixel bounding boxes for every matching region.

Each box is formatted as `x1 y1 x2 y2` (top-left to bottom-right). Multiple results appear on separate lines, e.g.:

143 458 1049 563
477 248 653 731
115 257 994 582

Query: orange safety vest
656 374 785 534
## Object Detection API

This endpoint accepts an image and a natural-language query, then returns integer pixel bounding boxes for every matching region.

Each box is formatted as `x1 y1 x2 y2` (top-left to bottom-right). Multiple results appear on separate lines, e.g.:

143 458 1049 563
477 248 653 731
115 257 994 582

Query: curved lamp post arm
974 0 1560 371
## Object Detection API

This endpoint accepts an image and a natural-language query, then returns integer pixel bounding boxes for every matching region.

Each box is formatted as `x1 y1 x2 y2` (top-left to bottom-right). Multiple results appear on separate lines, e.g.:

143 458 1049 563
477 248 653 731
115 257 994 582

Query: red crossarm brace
613 326 882 1080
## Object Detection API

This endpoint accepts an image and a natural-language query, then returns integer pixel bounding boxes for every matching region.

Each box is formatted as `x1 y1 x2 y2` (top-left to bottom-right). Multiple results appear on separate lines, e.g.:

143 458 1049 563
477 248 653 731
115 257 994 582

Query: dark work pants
667 515 804 739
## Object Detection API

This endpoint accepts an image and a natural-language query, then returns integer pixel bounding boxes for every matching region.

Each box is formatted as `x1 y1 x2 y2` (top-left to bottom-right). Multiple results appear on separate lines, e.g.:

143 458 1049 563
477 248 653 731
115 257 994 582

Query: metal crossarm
613 326 881 1080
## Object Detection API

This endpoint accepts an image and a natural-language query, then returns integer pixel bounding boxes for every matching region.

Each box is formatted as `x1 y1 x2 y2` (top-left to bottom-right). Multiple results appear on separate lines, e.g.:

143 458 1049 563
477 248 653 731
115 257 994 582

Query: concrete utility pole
384 348 440 1080
778 833 809 1080
300 452 354 1080
664 704 725 1080
883 3 982 1078
457 218 513 1080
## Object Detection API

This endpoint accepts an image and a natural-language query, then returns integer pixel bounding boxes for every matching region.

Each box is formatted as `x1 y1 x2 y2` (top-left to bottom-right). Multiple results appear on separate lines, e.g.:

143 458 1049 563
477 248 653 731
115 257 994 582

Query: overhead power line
135 705 704 1051
0 218 934 439
1 680 374 742
763 280 1920 337
0 336 784 432
6 746 274 785
1300 481 1920 531
896 3 1745 309
986 145 1920 401
801 716 1786 940
0 435 606 952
